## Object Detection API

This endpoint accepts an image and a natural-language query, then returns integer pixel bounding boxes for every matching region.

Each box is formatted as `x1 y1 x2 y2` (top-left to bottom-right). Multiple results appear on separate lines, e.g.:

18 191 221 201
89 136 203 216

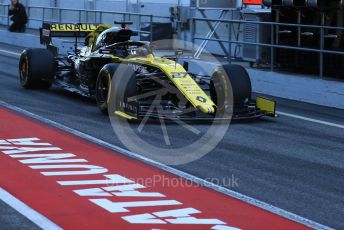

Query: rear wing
40 23 99 45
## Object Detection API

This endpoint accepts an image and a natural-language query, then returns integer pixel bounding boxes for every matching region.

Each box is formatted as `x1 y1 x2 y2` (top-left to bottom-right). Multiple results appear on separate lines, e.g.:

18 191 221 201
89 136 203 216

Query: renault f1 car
18 22 276 121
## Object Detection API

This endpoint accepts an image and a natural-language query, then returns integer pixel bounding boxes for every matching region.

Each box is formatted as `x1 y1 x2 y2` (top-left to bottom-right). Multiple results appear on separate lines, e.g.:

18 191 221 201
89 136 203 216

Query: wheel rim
97 73 110 105
19 58 28 85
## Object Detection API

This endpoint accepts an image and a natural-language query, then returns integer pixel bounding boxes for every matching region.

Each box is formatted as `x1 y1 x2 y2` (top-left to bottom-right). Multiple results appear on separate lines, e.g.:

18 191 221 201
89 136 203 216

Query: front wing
113 97 276 122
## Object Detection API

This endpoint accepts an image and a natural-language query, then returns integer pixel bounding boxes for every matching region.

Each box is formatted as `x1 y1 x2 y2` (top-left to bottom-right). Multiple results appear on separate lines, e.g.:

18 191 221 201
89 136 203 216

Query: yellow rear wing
40 22 101 45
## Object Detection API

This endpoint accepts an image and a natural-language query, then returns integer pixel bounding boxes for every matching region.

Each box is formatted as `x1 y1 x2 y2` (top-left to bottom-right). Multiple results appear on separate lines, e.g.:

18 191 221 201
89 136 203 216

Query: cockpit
94 27 135 50
92 27 151 58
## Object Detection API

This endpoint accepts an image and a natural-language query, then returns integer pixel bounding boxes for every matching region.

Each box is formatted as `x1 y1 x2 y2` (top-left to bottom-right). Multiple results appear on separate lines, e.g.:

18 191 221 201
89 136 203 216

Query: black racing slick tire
19 49 55 89
96 63 137 116
210 64 252 108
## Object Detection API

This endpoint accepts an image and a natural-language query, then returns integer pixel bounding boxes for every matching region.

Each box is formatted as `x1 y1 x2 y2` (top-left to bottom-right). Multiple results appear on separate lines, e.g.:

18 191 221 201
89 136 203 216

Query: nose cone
198 105 215 114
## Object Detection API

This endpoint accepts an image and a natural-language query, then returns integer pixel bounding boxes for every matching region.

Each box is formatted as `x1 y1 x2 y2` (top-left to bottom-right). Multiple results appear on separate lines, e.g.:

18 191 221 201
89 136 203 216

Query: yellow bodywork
85 24 113 47
115 111 137 120
124 54 216 114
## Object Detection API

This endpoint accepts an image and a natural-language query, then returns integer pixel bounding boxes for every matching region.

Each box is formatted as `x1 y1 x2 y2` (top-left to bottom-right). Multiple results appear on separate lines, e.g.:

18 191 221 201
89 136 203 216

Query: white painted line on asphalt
0 187 62 230
0 49 21 57
279 111 344 130
0 100 334 230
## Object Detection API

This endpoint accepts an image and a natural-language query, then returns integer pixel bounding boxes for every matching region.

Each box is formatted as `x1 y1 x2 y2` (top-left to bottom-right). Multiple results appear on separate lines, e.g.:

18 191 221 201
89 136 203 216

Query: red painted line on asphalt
0 107 310 230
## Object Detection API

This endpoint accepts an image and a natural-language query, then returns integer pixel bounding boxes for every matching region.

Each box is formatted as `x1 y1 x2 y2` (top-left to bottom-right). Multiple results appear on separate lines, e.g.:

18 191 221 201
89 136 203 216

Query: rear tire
19 49 55 89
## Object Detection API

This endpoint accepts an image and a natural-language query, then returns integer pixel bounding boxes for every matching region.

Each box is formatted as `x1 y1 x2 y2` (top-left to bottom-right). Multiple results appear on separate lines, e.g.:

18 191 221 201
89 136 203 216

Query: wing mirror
174 49 184 69
183 61 189 71
149 42 157 50
175 49 184 56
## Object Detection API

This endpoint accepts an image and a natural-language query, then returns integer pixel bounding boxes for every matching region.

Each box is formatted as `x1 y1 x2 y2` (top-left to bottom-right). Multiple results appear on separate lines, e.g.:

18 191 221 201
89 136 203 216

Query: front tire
210 64 252 115
96 64 119 115
19 49 55 89
96 63 137 117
